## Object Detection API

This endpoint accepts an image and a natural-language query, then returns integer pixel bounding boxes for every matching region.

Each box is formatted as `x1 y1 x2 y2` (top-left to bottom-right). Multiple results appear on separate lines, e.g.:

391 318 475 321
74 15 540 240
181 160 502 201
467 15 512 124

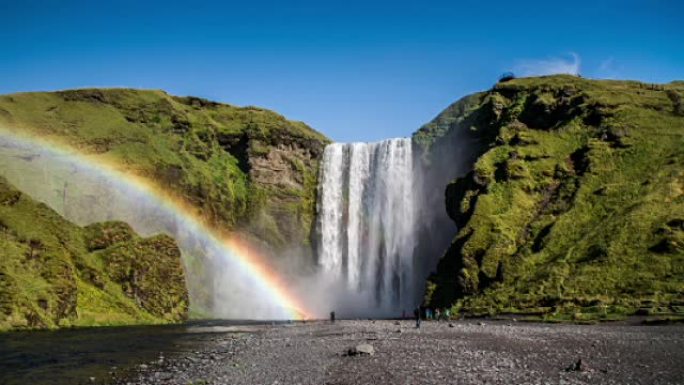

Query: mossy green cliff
0 89 329 252
0 88 328 330
2 77 683 327
0 177 187 331
419 75 684 321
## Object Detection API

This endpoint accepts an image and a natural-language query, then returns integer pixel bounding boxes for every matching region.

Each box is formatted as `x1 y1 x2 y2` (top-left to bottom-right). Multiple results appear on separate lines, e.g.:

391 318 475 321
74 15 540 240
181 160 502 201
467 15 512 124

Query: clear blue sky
1 0 681 142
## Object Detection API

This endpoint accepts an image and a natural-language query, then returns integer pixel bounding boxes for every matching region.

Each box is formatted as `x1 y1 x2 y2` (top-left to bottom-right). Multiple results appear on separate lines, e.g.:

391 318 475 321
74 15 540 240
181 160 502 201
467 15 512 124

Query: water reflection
0 320 268 385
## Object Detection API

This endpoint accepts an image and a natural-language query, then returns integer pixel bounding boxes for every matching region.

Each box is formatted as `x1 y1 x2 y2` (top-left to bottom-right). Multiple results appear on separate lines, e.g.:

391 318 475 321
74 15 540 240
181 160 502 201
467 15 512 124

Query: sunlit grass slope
420 75 684 321
0 89 329 250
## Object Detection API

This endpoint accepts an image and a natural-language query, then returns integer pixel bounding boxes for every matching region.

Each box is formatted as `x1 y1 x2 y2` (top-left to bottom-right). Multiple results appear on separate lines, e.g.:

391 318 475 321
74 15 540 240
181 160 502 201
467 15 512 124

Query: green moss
0 177 187 331
423 75 684 321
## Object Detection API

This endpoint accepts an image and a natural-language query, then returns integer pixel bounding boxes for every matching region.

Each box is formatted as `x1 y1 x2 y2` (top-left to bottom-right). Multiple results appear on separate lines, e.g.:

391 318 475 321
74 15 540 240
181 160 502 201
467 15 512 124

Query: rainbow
0 127 314 320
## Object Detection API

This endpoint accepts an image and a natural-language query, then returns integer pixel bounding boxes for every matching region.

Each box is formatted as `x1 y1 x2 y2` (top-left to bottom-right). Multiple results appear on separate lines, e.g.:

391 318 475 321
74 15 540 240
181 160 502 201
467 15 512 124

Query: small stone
139 364 148 370
448 323 455 328
154 372 173 380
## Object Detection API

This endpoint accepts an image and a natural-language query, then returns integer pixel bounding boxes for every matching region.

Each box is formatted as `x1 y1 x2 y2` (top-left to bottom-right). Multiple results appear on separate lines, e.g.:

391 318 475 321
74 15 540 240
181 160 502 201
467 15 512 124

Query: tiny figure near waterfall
414 307 421 328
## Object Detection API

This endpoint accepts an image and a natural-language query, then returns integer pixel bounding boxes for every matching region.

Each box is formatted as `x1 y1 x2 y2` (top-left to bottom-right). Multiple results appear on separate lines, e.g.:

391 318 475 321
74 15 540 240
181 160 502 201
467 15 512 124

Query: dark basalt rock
565 358 584 372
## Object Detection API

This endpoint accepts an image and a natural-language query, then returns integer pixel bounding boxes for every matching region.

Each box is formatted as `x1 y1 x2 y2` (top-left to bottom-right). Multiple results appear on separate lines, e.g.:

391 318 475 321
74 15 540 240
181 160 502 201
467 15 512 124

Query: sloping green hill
0 89 329 251
419 75 684 321
0 177 187 331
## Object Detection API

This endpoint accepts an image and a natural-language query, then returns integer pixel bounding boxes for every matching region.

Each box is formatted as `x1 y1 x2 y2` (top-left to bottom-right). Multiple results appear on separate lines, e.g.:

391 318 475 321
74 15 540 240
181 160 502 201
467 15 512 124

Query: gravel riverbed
112 320 684 385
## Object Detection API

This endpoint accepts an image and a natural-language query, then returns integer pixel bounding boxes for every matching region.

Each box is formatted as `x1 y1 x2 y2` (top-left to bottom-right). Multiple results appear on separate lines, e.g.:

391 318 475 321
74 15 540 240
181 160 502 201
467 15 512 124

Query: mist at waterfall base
0 129 478 320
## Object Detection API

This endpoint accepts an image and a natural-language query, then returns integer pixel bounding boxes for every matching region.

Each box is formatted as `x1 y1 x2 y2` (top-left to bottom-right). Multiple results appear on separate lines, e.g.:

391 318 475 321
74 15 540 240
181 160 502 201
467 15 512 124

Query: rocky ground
110 319 684 385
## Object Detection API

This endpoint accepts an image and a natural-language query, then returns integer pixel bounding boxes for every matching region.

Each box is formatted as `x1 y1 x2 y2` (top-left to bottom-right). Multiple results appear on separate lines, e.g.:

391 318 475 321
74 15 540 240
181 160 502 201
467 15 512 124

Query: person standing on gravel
414 307 421 328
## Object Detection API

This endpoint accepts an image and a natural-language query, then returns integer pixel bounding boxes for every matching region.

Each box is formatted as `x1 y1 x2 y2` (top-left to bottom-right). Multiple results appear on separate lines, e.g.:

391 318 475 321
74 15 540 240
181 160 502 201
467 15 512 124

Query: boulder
347 344 375 356
565 358 584 372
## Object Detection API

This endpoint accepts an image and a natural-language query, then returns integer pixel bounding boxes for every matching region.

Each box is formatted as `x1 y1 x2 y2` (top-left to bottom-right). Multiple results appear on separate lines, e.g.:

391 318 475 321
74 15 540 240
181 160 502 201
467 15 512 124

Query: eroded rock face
250 142 318 190
247 139 324 249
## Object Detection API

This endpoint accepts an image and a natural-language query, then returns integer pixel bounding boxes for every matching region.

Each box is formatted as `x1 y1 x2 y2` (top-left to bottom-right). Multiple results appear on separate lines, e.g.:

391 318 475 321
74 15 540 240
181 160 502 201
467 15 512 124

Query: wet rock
565 358 584 372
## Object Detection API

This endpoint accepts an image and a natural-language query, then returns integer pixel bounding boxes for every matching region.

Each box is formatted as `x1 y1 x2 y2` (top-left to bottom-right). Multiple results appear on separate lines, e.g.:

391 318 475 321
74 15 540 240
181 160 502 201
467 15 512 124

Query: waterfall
316 138 418 316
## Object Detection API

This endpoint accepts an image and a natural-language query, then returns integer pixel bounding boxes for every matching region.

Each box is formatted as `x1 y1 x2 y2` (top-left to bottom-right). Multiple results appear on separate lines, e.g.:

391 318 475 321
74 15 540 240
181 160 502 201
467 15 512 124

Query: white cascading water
316 138 418 316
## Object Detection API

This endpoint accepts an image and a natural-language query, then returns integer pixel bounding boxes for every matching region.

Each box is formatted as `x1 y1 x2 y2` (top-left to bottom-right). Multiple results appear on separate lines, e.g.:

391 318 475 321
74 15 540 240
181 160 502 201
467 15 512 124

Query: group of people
325 308 451 328
413 307 452 328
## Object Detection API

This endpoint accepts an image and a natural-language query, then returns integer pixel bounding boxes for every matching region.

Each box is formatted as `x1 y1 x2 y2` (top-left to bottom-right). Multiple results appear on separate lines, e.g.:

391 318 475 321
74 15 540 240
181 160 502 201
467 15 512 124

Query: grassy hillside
0 177 187 331
0 89 329 251
420 75 684 321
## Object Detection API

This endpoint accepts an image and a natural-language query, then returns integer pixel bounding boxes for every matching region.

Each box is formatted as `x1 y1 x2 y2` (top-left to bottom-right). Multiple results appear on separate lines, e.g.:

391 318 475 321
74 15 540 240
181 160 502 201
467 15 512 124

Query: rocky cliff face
419 75 684 321
0 177 187 330
0 89 329 253
236 131 325 250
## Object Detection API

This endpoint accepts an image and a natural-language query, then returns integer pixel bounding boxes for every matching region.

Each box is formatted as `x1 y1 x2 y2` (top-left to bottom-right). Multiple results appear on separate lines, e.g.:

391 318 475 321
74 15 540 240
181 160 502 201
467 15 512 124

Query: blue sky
1 0 681 142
